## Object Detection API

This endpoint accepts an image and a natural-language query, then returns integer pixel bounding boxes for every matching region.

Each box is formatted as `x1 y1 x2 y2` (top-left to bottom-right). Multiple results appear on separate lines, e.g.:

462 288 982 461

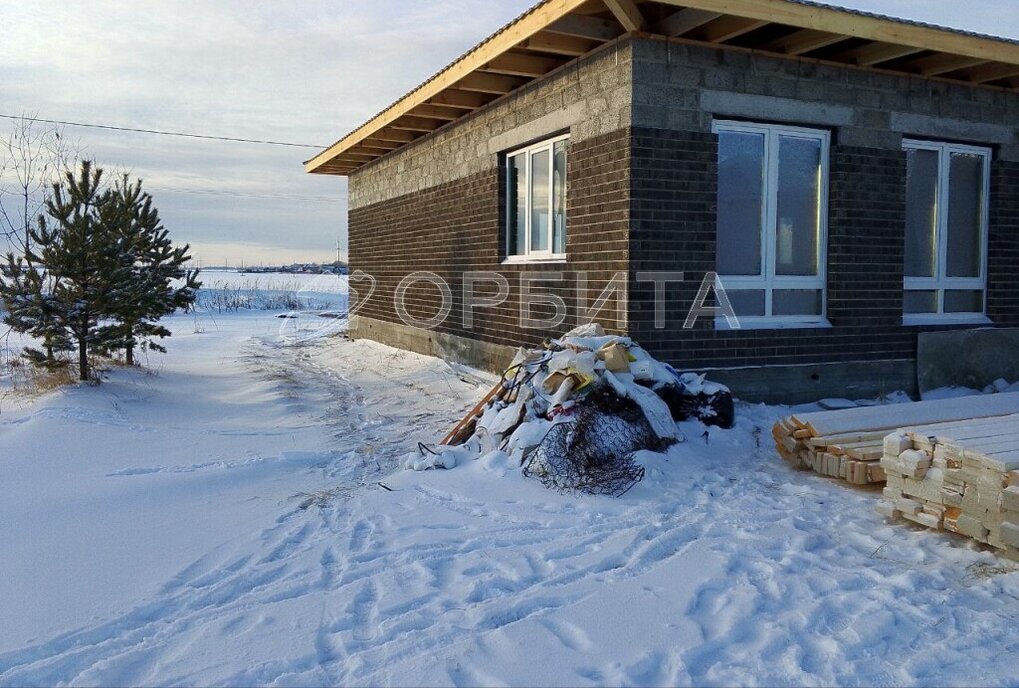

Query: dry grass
1 356 78 398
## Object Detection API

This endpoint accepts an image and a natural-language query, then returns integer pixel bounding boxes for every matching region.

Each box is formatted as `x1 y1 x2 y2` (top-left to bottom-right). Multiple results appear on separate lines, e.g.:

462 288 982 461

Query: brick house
306 0 1019 402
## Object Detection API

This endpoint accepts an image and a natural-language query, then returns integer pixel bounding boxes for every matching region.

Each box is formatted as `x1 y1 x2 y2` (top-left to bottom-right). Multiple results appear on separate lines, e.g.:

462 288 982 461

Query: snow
2 283 1019 686
193 270 348 313
923 379 1019 401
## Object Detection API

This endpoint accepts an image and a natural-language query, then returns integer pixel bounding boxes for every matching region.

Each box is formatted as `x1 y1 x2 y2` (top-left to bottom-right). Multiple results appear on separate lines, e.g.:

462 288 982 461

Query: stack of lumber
774 393 1019 486
877 414 1019 560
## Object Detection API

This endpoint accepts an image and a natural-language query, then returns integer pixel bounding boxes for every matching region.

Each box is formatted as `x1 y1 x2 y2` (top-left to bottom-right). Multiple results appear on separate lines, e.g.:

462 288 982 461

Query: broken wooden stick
440 379 509 446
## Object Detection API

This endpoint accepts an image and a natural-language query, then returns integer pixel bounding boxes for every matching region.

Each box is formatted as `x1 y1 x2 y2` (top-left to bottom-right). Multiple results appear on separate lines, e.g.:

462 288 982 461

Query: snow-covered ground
194 270 348 313
2 284 1019 686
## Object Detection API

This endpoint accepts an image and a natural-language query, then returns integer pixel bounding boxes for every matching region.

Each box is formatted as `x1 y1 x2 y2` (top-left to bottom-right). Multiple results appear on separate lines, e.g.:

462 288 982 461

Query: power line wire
0 113 328 149
145 186 343 203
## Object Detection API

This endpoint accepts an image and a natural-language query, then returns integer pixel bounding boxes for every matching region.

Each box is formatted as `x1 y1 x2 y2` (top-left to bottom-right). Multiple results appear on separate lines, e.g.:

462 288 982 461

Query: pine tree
0 254 72 368
0 161 199 381
106 176 200 365
23 161 127 381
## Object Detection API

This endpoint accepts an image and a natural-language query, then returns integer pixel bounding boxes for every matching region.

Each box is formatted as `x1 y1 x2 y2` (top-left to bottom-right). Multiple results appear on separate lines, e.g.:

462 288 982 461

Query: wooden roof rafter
958 63 1019 85
689 15 770 43
764 28 849 56
307 0 1019 176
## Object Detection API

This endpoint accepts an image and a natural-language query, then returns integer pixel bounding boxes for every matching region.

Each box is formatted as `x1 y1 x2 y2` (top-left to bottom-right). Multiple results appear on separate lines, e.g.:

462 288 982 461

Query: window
713 121 830 327
505 135 568 260
902 139 990 323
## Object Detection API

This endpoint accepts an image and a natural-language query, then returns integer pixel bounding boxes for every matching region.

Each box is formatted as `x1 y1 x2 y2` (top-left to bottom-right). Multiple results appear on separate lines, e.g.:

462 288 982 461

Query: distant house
307 0 1019 402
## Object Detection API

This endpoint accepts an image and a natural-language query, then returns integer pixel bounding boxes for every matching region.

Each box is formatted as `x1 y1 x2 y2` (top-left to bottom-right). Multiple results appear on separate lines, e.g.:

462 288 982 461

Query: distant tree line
0 118 200 382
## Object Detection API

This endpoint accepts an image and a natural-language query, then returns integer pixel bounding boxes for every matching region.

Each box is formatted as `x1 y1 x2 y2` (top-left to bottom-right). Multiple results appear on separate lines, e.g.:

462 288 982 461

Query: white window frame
712 120 831 330
902 139 991 326
503 133 569 264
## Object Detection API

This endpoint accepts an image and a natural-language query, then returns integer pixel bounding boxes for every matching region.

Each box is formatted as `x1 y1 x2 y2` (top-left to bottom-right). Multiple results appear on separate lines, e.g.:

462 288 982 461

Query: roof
306 0 1019 176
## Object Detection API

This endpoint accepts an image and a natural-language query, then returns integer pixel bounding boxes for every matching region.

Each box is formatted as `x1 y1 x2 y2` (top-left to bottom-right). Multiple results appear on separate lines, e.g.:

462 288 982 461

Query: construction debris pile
877 414 1019 560
405 324 734 496
774 393 1019 486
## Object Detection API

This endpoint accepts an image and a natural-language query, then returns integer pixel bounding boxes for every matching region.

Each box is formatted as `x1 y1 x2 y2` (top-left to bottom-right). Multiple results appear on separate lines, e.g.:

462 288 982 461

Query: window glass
902 141 989 320
773 290 823 316
775 136 821 277
717 131 764 276
904 290 938 315
529 148 550 253
944 290 984 314
553 140 567 255
713 121 829 326
507 153 527 256
904 148 939 278
727 290 766 317
946 152 983 278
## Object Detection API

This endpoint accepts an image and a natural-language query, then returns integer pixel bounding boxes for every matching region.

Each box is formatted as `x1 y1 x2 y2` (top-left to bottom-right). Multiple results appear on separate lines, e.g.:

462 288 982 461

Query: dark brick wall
988 160 1019 326
349 123 1019 377
630 128 920 368
629 129 1019 372
347 129 631 351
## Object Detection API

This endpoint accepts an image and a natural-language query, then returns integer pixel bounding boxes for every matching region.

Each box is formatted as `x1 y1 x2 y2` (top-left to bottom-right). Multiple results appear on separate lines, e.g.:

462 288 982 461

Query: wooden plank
456 72 529 94
389 116 445 132
368 129 419 144
765 28 847 56
305 0 590 174
440 380 507 445
932 433 1019 452
655 8 722 37
843 446 884 461
694 15 770 43
546 13 624 41
428 89 492 110
808 431 887 447
834 42 926 66
522 31 600 57
959 62 1019 84
359 138 403 150
899 52 989 77
409 104 463 121
791 392 1019 437
603 0 646 33
483 52 563 77
352 144 401 155
653 0 1019 65
331 152 378 163
905 414 1019 442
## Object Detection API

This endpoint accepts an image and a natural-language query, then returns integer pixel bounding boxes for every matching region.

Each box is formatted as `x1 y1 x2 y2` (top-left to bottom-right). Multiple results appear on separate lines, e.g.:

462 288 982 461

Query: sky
0 1 1016 267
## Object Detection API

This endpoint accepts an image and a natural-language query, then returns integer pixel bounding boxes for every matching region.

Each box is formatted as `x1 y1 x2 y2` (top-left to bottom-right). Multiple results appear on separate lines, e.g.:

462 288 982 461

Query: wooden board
791 393 1019 437
654 0 1019 65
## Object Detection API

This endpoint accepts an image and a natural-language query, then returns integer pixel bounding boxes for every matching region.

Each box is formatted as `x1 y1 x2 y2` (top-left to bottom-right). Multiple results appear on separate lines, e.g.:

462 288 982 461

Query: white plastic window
713 120 831 328
505 134 569 261
902 139 990 324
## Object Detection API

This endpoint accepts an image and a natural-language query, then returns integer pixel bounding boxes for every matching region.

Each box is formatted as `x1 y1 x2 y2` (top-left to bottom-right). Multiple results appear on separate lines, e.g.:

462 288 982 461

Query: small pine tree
0 161 199 382
0 254 72 368
24 161 129 381
106 176 200 365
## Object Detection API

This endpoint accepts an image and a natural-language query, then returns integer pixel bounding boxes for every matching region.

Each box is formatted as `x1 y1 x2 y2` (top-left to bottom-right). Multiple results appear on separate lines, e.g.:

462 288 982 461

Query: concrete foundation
349 316 517 375
705 360 918 405
918 328 1019 394
351 315 918 404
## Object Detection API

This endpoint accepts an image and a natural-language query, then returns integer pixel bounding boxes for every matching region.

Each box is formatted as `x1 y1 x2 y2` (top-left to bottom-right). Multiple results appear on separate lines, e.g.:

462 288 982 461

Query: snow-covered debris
404 324 734 496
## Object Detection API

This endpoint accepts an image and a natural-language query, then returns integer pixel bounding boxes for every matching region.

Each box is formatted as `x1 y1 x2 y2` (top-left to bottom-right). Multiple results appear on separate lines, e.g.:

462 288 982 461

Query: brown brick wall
350 125 1019 373
347 129 631 351
989 160 1019 326
628 130 898 368
628 129 1019 371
